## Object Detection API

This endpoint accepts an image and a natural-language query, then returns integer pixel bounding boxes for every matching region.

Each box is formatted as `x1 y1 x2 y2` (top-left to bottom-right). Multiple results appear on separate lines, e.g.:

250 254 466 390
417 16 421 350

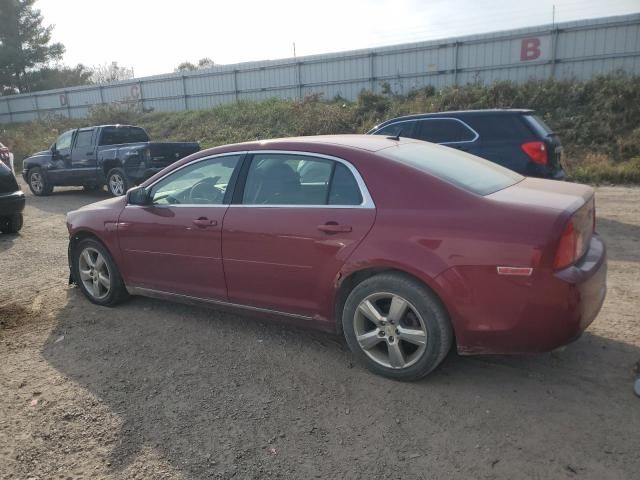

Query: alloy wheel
78 247 111 300
353 292 428 369
30 171 43 194
109 173 125 196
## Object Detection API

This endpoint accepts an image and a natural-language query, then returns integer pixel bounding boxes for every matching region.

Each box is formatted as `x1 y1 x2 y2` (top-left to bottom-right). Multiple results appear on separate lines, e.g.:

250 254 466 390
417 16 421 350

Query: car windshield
380 142 523 195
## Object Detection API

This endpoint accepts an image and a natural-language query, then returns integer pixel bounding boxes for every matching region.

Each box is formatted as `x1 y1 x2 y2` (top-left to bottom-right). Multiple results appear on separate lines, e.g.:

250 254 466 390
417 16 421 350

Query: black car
368 109 565 179
22 125 200 197
0 160 25 234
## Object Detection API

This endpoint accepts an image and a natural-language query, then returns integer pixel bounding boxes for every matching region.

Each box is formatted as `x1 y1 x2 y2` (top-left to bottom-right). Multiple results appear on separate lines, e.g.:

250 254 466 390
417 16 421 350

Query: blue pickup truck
22 125 200 196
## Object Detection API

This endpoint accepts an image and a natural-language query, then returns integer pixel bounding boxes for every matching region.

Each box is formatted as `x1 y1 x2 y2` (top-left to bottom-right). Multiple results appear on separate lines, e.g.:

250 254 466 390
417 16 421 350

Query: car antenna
386 128 402 141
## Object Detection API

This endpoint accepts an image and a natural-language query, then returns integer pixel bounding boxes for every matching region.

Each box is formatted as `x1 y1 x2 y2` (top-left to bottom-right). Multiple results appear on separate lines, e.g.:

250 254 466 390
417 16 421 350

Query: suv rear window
523 114 554 138
381 143 522 195
99 127 149 146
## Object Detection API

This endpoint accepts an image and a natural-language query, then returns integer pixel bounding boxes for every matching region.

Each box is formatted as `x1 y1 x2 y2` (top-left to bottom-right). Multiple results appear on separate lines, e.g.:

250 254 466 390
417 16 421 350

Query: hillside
2 73 639 183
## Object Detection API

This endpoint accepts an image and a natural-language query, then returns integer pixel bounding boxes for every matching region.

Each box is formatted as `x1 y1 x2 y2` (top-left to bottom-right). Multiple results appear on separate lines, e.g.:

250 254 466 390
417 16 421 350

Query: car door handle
317 223 352 233
192 218 218 227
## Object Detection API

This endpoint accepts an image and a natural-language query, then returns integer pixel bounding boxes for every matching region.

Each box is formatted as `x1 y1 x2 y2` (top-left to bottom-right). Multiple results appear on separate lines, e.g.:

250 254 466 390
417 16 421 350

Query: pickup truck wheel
106 168 128 197
72 238 128 306
0 213 23 234
28 167 53 196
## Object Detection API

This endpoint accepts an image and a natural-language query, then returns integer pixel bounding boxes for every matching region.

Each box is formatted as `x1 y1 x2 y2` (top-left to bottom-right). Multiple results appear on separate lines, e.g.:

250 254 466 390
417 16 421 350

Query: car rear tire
28 167 53 196
72 238 128 306
0 213 23 234
342 273 453 381
106 168 128 197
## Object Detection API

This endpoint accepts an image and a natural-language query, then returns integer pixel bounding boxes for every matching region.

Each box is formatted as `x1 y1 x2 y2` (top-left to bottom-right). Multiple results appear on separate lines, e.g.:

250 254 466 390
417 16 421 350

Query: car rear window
380 143 522 195
99 127 149 146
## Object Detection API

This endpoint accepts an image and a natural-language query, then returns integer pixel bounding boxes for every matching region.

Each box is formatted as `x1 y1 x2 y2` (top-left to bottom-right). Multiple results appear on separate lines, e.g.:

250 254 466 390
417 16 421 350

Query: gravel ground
1 183 639 480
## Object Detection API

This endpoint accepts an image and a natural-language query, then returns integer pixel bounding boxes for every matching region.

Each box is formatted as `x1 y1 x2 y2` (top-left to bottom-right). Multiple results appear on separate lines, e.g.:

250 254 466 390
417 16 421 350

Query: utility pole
293 42 296 58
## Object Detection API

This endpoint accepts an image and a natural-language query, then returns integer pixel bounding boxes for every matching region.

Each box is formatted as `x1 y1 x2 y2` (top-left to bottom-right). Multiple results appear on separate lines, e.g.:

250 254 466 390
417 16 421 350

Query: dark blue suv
368 109 565 179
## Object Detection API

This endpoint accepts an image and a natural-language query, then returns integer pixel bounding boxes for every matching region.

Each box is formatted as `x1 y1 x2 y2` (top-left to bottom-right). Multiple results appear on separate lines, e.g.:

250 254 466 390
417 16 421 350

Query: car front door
48 130 74 184
222 152 376 318
70 128 97 184
117 153 243 299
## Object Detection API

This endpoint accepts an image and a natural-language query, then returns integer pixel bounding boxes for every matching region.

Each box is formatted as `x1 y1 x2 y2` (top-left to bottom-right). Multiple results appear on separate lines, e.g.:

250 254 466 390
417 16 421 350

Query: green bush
2 73 639 183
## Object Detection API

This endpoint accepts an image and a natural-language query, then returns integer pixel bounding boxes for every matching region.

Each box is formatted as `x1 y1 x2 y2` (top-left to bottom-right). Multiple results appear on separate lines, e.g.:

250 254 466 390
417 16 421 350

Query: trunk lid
488 177 591 214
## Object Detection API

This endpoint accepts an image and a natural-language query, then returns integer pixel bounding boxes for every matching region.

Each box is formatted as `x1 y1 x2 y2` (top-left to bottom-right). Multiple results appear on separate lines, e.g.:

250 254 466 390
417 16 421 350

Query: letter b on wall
521 37 542 61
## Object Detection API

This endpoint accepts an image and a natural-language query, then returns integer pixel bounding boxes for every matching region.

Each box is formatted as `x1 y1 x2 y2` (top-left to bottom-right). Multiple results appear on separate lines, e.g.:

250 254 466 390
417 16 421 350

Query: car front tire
72 238 128 306
342 273 453 381
0 213 23 234
106 168 129 197
27 167 53 196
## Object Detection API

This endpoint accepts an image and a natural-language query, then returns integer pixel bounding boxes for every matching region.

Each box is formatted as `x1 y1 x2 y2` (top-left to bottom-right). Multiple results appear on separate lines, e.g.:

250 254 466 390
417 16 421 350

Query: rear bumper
435 234 607 355
0 191 26 216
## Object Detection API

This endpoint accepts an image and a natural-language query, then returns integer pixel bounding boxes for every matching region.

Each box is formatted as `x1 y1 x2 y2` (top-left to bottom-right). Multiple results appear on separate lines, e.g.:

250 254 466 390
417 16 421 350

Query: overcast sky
38 0 639 78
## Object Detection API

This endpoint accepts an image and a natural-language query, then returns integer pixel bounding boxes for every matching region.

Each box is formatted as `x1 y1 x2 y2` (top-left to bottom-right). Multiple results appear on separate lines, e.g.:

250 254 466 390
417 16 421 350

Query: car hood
74 195 127 212
66 196 128 235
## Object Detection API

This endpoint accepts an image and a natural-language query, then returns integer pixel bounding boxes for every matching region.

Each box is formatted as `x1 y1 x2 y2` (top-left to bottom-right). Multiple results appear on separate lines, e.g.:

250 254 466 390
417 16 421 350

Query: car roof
204 134 421 155
74 124 143 130
375 109 534 127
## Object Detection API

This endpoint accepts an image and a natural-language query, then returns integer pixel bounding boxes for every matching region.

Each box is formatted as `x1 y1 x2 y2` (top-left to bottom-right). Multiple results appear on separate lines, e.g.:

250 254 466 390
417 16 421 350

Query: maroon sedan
66 135 606 380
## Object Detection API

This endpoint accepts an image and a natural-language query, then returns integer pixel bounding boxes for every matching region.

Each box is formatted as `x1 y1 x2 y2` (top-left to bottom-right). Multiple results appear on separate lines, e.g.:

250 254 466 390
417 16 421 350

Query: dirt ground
1 183 639 480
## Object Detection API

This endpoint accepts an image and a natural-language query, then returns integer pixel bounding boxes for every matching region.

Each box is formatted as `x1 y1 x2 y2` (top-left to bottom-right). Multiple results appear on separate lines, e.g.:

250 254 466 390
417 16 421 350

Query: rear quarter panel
337 155 577 347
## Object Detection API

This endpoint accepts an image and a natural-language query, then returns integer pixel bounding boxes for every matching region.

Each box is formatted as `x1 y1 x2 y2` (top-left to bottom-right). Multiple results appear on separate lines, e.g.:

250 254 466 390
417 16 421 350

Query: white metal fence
1 13 638 124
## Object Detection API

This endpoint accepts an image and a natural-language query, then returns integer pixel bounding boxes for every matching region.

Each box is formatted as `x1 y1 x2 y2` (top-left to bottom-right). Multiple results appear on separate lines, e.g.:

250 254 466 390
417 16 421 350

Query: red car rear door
222 152 375 318
117 153 243 299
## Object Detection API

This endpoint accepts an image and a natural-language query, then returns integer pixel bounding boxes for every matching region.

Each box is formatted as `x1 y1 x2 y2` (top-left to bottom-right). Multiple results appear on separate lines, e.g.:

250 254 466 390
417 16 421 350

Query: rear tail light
521 141 548 166
553 198 595 269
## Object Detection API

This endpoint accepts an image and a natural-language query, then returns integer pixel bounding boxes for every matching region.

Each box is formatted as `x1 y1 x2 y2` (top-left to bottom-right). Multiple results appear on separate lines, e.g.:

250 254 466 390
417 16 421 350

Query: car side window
75 130 94 149
415 119 476 144
375 122 415 138
56 131 73 151
329 163 362 205
149 155 241 205
243 154 332 205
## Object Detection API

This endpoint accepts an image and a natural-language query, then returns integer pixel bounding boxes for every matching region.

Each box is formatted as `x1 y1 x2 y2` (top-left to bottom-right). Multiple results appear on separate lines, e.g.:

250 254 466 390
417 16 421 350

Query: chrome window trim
233 150 375 209
375 117 480 145
125 151 247 208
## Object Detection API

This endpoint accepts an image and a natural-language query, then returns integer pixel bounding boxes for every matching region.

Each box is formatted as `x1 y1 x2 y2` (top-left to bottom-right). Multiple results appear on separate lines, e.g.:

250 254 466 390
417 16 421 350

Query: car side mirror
127 186 150 206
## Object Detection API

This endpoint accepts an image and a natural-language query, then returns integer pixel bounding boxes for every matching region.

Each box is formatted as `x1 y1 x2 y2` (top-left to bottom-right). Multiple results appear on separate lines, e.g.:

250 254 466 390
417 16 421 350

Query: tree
89 61 135 84
175 57 215 72
0 0 65 94
18 63 93 92
197 57 215 69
